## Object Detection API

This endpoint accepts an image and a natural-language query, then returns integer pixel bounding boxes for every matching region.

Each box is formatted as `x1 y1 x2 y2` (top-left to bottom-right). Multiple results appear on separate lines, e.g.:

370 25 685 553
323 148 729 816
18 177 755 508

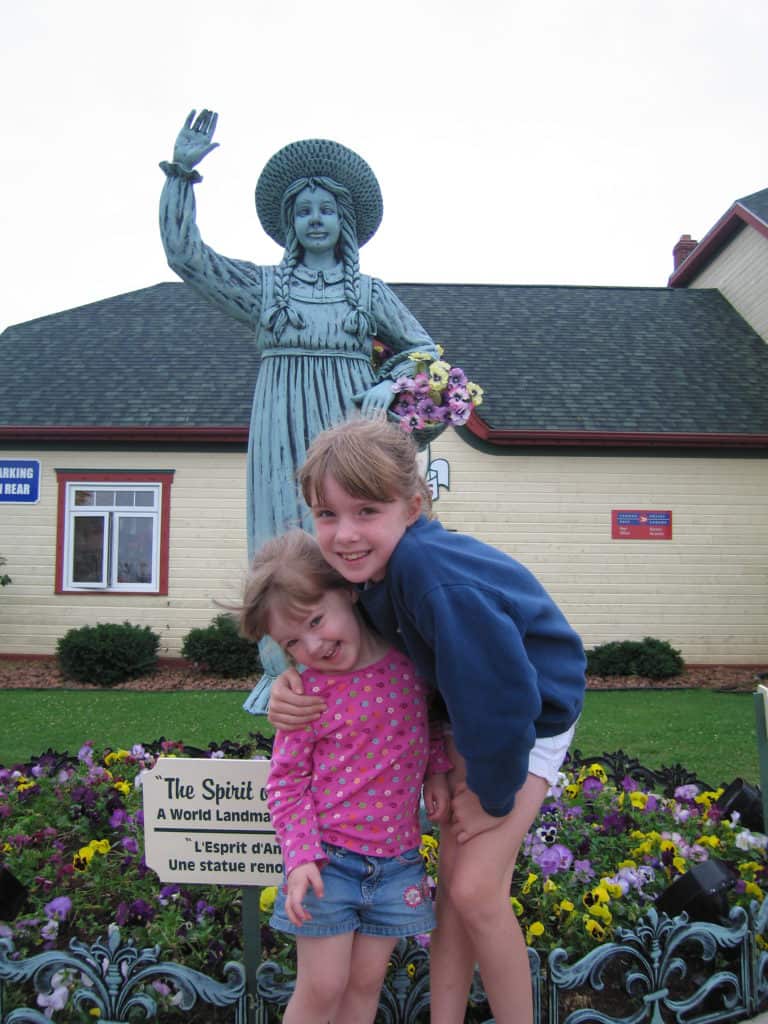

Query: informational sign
142 758 283 886
611 510 672 540
0 459 40 503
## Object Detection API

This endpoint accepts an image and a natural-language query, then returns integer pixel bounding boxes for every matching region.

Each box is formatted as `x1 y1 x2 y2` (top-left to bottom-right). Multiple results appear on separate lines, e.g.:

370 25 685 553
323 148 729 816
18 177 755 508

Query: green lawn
0 688 759 788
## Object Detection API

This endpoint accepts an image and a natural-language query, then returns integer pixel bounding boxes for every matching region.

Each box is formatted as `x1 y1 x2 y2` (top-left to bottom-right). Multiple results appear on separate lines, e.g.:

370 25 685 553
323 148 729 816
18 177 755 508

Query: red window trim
55 470 173 596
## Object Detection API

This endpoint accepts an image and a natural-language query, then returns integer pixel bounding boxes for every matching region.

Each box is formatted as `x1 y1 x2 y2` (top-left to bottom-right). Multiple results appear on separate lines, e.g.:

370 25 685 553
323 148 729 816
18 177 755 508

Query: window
56 471 173 594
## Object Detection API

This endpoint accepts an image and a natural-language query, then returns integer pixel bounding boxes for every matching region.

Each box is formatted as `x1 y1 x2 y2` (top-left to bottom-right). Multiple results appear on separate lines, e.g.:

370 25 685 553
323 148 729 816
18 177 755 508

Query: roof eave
0 426 249 444
465 412 768 449
669 202 768 287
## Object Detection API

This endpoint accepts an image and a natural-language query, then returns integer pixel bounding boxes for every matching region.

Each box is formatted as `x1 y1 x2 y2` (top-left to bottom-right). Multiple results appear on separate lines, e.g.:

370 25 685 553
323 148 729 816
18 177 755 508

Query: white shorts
528 722 577 786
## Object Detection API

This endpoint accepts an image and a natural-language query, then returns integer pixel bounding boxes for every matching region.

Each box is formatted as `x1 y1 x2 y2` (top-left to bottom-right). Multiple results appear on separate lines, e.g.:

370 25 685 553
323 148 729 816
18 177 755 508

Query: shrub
57 622 160 686
586 637 684 680
181 613 262 678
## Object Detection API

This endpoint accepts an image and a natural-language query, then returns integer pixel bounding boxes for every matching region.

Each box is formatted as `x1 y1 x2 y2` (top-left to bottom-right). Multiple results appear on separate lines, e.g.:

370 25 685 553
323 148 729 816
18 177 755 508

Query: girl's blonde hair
239 530 349 642
298 416 432 509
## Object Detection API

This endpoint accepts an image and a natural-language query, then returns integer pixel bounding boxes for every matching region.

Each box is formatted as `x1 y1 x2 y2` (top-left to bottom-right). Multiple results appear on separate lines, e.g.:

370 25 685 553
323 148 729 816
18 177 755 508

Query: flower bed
0 737 766 1022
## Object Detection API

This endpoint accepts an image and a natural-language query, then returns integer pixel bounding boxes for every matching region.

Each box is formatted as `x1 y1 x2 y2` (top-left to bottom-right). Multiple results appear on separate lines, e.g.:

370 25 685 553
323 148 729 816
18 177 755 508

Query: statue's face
293 185 341 257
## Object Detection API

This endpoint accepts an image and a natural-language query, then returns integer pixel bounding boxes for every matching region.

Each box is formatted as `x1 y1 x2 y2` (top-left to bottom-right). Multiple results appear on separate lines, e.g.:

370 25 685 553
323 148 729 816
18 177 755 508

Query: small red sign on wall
612 510 672 540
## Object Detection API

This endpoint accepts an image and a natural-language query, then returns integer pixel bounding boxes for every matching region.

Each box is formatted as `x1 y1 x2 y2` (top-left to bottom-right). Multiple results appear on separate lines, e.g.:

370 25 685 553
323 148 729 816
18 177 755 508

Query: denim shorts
270 843 435 938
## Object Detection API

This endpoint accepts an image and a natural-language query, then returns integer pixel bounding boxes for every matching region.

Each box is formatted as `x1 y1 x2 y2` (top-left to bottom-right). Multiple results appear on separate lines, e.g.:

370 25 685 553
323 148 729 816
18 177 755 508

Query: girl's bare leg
430 738 548 1024
282 932 353 1024
335 933 398 1024
429 823 477 1022
448 772 549 1024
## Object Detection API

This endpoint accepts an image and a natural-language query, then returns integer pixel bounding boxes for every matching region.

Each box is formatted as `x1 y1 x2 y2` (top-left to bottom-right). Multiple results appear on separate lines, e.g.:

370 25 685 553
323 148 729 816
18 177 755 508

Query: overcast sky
2 0 765 331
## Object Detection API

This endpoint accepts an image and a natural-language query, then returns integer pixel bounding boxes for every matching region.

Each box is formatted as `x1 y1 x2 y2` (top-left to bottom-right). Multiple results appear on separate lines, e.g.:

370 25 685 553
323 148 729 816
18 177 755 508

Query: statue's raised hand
172 109 219 171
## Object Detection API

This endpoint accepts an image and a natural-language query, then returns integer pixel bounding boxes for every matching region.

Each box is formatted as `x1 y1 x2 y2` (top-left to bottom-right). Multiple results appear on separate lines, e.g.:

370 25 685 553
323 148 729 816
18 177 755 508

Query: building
2 187 767 665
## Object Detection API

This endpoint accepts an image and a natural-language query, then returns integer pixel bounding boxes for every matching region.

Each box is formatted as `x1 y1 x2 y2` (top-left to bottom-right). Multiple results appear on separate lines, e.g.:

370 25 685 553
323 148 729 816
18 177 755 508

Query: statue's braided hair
265 176 377 342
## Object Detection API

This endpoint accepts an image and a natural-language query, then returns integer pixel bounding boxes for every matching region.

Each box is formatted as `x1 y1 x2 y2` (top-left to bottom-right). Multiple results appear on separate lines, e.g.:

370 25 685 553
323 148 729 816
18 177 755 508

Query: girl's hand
284 862 325 927
423 773 451 824
172 109 220 171
268 668 326 730
354 380 394 416
450 782 506 843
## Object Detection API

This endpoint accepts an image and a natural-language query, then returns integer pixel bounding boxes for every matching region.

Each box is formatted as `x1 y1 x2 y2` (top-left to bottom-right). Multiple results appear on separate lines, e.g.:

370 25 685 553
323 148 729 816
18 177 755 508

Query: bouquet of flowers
390 346 484 435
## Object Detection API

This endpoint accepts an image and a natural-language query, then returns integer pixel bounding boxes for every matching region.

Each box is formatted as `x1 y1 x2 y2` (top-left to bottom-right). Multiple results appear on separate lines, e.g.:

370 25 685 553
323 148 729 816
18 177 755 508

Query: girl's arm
159 109 264 326
268 668 327 729
266 728 326 873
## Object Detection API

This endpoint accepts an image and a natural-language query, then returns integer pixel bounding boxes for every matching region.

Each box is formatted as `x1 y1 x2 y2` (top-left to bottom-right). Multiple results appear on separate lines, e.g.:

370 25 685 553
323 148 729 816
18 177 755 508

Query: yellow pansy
406 963 416 978
526 921 545 944
584 916 606 941
420 834 438 851
543 879 558 893
618 859 637 870
522 873 539 895
89 839 111 855
603 882 623 900
428 361 451 388
73 846 96 871
587 902 613 924
467 381 484 406
629 791 648 810
565 784 581 800
557 899 575 915
105 749 130 766
509 896 524 917
745 882 764 901
259 886 278 913
673 856 687 873
113 780 131 796
738 861 762 877
660 839 677 856
695 835 720 849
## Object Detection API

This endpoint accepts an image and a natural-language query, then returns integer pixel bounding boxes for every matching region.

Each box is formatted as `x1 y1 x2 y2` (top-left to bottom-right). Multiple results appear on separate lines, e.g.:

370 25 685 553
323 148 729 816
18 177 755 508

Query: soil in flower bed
0 658 764 693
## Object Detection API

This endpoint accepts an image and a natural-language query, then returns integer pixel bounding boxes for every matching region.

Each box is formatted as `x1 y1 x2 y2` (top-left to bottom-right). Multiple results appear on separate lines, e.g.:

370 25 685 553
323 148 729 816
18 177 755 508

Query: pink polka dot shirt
266 649 451 875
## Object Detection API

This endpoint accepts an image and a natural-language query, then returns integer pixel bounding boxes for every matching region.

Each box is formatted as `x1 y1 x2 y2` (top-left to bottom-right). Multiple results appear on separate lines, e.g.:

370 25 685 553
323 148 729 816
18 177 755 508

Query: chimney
672 233 698 271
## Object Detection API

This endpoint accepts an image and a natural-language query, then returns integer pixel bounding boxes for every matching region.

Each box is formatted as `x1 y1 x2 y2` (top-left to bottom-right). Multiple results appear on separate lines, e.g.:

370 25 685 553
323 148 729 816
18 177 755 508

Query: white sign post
142 757 283 886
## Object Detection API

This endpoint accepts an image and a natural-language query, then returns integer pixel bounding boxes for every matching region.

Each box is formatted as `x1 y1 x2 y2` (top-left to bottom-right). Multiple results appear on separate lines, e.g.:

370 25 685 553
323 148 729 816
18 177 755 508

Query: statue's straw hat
255 139 383 248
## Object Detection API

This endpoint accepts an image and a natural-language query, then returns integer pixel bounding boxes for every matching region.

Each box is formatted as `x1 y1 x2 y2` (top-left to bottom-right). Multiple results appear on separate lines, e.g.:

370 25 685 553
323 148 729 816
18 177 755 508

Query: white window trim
62 482 162 593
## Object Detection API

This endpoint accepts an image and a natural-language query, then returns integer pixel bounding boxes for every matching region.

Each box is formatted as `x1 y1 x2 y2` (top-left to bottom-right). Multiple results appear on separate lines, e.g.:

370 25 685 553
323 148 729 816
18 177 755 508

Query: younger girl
268 416 587 1024
239 529 451 1024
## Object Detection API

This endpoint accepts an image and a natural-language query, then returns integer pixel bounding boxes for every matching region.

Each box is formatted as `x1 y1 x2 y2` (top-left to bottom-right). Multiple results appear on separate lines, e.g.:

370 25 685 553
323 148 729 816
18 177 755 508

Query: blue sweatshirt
359 516 586 817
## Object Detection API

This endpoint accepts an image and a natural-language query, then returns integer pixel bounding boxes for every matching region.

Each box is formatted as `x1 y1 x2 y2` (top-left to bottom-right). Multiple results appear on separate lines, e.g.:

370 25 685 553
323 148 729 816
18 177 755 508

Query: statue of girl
159 109 439 710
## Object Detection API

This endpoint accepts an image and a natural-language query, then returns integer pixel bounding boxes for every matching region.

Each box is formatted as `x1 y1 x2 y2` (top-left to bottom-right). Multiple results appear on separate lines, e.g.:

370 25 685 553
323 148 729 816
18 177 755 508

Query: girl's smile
266 588 386 672
309 474 422 584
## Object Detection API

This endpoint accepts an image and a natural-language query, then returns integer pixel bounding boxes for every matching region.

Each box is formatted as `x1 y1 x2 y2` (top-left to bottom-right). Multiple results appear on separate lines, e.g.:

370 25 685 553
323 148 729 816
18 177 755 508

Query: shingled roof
2 280 767 447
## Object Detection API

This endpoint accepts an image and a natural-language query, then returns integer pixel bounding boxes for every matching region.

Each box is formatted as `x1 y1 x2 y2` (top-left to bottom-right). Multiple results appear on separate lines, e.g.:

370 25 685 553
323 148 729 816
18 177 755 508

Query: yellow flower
603 882 623 900
738 861 762 877
660 839 677 856
584 916 606 941
745 882 764 901
673 856 687 874
428 361 451 389
522 872 539 895
89 839 111 855
467 381 484 406
16 780 36 792
420 834 438 851
509 896 524 916
618 859 637 870
526 921 545 945
695 835 720 849
113 781 131 796
586 764 608 784
105 749 130 766
543 879 558 894
564 784 581 800
557 899 575 915
406 962 416 978
89 1010 101 1018
259 886 278 913
587 902 613 924
629 791 648 810
73 846 96 871
407 351 435 364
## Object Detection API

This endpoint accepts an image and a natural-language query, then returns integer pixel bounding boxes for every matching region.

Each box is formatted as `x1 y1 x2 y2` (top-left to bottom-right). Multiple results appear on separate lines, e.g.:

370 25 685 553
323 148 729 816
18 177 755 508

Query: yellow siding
689 227 768 341
2 437 767 665
430 431 768 665
0 449 249 658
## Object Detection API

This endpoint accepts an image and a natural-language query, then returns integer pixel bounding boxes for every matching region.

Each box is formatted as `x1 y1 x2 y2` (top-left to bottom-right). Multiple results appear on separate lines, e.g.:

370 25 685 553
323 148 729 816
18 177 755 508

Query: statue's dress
159 175 438 704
